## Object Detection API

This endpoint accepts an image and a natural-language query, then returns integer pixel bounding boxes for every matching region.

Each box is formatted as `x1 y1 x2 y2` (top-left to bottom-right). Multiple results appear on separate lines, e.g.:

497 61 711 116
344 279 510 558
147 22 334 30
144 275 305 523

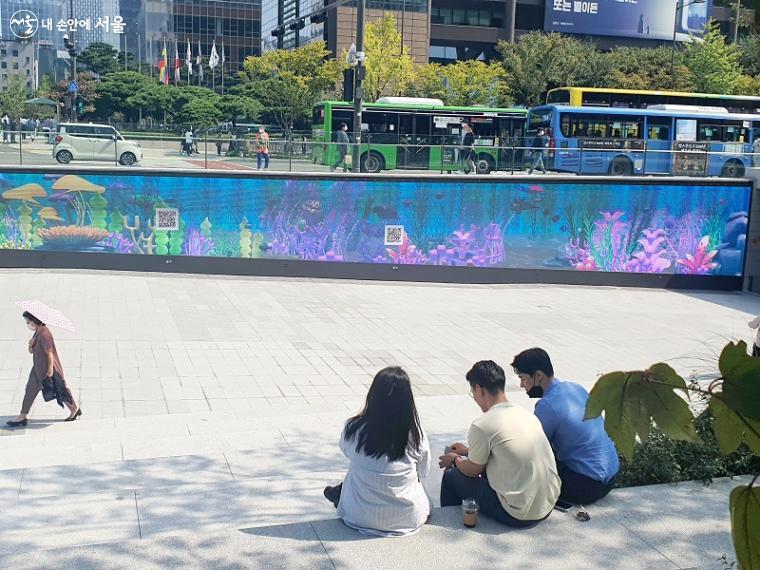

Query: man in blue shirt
511 348 619 505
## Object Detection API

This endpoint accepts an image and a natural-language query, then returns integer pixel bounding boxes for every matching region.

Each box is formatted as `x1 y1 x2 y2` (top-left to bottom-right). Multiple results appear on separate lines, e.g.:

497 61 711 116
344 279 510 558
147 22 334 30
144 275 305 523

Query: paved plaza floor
0 269 758 568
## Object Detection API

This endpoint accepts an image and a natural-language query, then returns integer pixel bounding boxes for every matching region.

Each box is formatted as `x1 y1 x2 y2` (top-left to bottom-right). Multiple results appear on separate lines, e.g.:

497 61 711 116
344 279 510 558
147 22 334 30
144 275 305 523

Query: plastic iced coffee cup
462 498 479 528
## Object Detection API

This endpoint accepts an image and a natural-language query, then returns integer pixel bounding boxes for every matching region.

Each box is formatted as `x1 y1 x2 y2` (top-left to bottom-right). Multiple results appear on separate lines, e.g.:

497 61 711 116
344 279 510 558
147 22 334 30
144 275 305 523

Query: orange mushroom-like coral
2 183 47 205
51 175 105 194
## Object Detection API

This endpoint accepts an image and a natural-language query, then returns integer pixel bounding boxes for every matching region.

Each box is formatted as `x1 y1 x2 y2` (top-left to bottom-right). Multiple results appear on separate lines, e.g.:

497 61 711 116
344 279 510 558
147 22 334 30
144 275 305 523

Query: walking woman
323 366 431 536
6 311 81 427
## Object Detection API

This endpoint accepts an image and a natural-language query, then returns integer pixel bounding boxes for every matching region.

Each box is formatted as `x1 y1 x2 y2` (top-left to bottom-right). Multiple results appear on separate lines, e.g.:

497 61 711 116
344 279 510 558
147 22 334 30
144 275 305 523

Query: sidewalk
1 269 758 567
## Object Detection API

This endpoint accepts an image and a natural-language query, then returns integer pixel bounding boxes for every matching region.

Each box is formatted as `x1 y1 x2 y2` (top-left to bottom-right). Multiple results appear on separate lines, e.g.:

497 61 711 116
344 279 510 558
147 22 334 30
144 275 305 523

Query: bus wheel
361 151 384 174
609 157 633 177
476 156 495 175
721 160 745 178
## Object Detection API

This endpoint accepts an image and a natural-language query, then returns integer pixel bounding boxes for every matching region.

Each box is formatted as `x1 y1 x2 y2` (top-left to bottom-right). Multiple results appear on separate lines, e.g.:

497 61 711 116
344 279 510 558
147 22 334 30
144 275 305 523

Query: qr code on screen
384 225 404 246
155 208 180 231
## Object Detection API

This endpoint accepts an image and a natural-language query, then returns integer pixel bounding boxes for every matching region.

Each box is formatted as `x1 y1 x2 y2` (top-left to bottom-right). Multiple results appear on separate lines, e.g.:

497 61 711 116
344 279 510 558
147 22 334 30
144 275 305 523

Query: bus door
397 114 431 169
644 117 672 174
699 120 751 177
577 115 610 174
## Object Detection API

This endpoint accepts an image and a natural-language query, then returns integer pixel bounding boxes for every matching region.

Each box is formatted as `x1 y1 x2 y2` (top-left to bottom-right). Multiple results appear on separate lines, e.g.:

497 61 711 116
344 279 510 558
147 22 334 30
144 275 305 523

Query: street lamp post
671 0 706 74
352 0 366 173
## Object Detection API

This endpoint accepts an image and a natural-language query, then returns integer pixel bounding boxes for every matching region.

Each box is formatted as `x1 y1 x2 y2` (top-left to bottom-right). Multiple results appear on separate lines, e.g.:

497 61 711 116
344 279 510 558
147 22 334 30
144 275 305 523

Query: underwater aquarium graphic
0 173 750 277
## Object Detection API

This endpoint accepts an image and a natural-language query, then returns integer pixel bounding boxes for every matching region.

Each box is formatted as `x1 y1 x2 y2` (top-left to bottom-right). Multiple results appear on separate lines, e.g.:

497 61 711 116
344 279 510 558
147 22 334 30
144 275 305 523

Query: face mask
527 374 544 399
27 321 36 332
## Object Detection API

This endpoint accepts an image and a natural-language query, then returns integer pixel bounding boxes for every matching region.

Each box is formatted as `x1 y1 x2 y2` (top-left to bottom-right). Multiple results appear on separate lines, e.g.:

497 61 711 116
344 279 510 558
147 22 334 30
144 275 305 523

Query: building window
12 49 18 56
0 62 6 69
12 62 19 70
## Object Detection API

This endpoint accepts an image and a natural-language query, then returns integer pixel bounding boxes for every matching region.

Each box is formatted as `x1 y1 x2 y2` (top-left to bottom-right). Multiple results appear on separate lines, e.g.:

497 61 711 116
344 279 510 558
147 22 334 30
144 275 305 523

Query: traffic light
310 11 327 24
63 34 76 58
288 19 306 31
77 98 84 115
343 68 354 102
271 25 285 37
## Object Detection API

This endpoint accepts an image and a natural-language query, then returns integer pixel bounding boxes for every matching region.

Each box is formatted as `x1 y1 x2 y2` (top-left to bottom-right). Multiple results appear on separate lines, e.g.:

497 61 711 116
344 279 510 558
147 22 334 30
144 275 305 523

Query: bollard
441 142 445 175
288 133 293 172
204 131 208 170
18 131 23 166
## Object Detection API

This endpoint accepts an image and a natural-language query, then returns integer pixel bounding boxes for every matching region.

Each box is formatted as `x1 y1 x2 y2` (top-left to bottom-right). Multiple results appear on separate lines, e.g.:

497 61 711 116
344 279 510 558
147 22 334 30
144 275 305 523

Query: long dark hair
344 366 422 461
22 311 44 326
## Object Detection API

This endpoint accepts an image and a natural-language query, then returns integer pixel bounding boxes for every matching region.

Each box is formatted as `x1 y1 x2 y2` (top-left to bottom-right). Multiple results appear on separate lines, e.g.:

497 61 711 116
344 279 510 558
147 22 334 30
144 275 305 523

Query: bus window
363 110 396 143
582 93 610 107
610 117 642 138
610 94 637 109
697 121 723 141
640 94 660 108
332 110 353 137
585 115 609 137
547 89 571 105
646 118 670 140
724 125 749 143
528 108 553 131
313 104 325 125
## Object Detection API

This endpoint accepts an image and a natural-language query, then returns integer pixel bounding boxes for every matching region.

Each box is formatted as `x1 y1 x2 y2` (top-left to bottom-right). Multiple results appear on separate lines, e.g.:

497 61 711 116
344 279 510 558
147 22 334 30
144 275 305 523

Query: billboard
0 171 749 278
544 0 712 42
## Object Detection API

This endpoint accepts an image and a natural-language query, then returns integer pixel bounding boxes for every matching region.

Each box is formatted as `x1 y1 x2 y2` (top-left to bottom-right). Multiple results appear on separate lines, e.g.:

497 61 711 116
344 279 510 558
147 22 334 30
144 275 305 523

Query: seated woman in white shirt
323 366 431 537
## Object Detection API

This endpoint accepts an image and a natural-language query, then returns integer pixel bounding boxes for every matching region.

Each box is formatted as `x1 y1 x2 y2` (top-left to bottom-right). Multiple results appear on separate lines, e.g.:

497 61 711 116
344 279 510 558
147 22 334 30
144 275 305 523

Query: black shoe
323 483 342 508
6 418 27 427
64 409 82 422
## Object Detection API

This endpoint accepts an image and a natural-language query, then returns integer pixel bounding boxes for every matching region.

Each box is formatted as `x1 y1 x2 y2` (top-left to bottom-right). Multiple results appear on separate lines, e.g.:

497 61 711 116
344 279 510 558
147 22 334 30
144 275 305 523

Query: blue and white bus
527 104 759 177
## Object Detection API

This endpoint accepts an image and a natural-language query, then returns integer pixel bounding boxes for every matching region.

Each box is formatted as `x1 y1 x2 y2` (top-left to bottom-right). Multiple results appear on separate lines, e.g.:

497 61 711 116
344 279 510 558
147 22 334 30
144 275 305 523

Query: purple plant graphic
387 233 427 264
184 229 214 257
626 229 671 273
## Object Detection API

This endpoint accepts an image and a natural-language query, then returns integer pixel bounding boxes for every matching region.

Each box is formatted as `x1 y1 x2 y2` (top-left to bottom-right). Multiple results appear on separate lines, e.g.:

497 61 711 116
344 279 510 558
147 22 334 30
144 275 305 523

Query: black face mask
527 375 544 399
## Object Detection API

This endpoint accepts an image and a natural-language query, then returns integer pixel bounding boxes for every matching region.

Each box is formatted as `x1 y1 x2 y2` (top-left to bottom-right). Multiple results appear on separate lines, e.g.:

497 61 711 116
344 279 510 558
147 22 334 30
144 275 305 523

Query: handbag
344 154 353 167
41 376 56 402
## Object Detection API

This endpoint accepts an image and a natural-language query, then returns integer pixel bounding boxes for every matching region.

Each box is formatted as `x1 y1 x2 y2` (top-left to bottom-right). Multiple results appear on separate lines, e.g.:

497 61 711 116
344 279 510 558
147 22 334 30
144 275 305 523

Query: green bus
312 98 529 174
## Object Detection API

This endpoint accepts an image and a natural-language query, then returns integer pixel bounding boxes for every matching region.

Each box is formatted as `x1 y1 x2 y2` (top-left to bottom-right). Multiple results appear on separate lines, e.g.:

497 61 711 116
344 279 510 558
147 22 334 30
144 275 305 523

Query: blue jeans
529 151 546 174
257 152 270 169
440 467 546 528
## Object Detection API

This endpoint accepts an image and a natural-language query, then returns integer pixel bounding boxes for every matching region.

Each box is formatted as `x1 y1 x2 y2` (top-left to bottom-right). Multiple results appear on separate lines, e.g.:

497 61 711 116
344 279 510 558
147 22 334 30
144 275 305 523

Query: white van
53 123 143 166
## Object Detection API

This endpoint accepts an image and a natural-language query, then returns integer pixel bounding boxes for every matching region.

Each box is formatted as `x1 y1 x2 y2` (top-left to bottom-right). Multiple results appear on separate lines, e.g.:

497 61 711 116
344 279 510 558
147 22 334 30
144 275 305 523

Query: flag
209 41 220 70
158 41 168 85
196 41 204 82
186 39 192 76
174 40 180 85
221 43 226 66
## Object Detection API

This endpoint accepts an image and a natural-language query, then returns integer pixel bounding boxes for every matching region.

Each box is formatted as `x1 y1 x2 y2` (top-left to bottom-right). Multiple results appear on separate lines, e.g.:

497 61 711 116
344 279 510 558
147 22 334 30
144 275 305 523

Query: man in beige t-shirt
439 360 560 526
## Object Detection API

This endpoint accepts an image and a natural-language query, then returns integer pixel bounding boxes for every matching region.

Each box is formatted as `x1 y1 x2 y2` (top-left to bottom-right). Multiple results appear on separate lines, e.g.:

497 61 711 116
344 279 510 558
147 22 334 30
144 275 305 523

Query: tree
238 41 342 134
78 42 119 76
94 71 155 121
584 342 760 568
738 33 760 75
605 47 693 91
682 22 744 93
49 71 99 116
175 98 221 128
363 14 416 101
409 62 511 107
218 94 262 123
126 83 173 123
497 31 608 106
0 75 30 120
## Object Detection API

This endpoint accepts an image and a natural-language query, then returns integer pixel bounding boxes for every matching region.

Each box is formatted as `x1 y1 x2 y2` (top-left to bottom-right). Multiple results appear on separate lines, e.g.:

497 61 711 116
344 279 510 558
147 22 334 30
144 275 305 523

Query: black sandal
64 409 82 422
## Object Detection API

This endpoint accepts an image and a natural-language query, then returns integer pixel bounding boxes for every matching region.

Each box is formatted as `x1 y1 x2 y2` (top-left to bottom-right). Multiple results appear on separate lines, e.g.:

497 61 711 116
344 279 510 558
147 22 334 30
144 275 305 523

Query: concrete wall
744 169 760 293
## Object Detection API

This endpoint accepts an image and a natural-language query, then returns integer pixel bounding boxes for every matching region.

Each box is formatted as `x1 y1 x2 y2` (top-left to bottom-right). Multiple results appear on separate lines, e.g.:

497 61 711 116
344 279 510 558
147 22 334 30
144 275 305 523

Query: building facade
262 0 754 65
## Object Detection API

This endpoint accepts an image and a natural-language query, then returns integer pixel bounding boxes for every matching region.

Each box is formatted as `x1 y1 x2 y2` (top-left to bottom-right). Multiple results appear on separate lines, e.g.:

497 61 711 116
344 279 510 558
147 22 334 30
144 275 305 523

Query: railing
1 130 757 178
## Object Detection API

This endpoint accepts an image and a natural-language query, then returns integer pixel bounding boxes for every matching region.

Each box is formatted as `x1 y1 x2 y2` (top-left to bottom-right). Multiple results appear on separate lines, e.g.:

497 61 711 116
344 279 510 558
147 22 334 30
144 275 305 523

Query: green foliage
126 83 173 121
738 33 760 75
78 42 119 76
730 480 760 570
238 41 343 133
363 14 416 101
409 62 511 107
497 31 608 106
604 47 693 91
95 72 156 121
175 98 222 128
682 22 744 93
616 412 760 488
585 364 699 460
217 94 261 123
719 342 760 420
1 75 31 120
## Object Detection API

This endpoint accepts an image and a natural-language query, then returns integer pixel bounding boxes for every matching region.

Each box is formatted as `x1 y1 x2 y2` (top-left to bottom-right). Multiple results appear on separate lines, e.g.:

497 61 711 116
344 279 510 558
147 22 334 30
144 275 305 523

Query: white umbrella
15 300 75 332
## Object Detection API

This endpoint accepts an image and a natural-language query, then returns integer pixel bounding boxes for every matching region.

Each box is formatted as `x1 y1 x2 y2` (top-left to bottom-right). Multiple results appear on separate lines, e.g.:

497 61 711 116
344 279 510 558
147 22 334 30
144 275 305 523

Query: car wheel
119 152 136 166
609 157 633 177
361 151 384 174
55 150 73 164
721 160 745 178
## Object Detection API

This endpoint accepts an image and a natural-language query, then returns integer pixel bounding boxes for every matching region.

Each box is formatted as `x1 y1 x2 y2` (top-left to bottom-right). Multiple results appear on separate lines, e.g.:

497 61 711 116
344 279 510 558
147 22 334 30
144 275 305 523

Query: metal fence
1 129 758 178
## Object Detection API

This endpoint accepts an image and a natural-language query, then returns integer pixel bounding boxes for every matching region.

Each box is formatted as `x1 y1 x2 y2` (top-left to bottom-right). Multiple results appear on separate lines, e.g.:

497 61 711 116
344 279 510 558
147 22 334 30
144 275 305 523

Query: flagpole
221 43 225 95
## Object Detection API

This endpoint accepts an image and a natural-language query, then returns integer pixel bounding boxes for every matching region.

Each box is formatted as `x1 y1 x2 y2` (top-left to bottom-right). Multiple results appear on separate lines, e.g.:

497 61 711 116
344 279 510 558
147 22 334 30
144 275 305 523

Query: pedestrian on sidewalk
255 126 270 170
323 366 431 536
6 310 81 427
2 113 9 143
529 128 549 175
748 315 760 356
331 122 349 172
461 122 477 175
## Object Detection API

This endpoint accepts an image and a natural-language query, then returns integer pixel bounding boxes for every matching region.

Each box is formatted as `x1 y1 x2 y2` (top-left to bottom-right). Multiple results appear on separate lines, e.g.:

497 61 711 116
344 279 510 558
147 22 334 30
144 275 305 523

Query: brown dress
21 326 72 414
